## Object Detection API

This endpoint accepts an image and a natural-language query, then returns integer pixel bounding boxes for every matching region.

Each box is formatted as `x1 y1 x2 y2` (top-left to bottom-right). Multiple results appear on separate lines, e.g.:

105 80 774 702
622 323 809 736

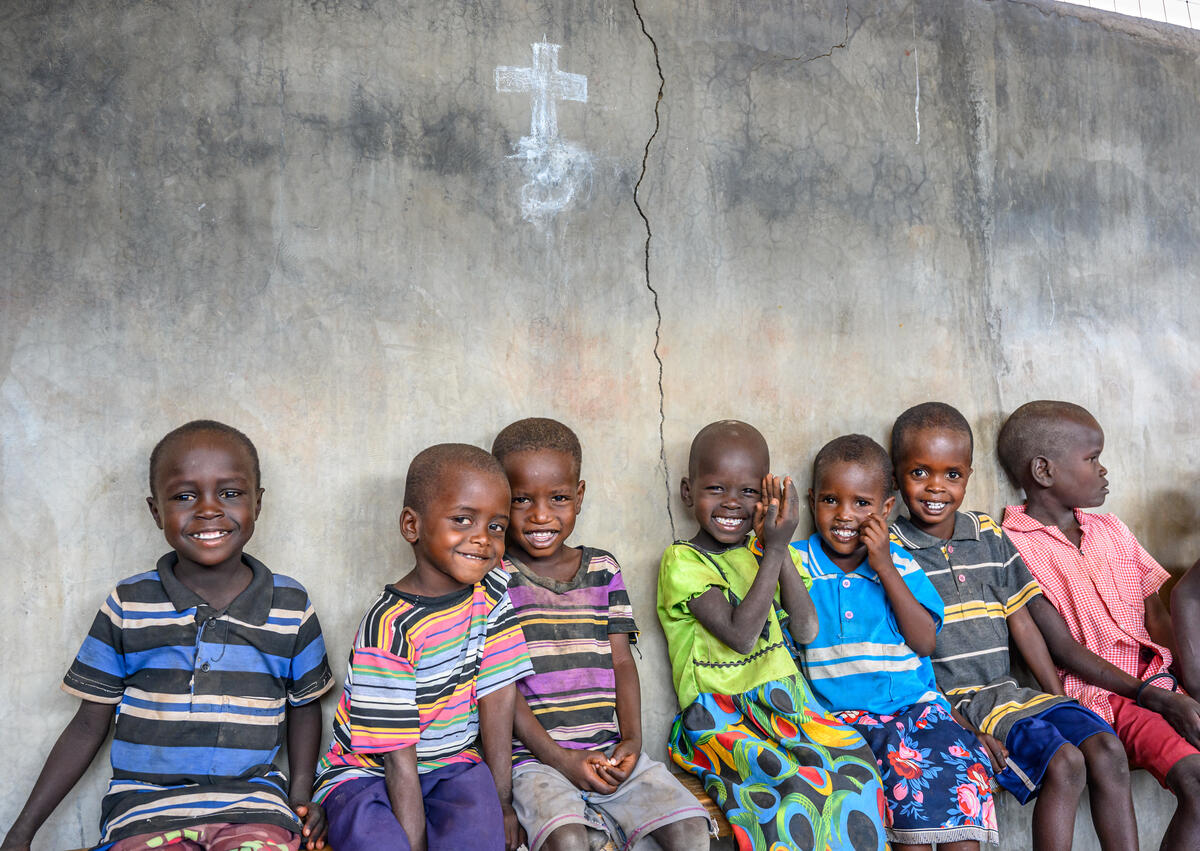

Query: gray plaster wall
1 0 1196 848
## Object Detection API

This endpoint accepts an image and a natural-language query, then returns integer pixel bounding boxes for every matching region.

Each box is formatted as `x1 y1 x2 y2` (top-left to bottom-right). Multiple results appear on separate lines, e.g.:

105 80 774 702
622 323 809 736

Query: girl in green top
657 420 887 851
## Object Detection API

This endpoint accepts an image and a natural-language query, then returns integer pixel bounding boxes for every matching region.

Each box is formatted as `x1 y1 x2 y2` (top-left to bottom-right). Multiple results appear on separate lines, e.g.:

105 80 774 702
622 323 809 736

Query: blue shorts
996 702 1115 804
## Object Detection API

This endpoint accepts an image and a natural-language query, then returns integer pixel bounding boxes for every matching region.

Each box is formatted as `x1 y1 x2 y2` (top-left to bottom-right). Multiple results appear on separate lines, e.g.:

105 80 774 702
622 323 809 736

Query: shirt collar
1002 505 1094 540
892 511 979 550
156 551 274 624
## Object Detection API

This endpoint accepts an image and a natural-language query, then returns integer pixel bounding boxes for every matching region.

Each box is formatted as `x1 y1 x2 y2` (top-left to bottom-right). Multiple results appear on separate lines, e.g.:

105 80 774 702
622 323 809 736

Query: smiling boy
889 403 1135 850
313 444 533 851
999 401 1200 850
491 418 710 851
2 420 334 851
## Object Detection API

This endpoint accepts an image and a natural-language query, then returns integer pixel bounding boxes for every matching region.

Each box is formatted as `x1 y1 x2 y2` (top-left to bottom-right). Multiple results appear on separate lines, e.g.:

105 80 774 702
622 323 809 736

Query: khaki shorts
512 753 711 851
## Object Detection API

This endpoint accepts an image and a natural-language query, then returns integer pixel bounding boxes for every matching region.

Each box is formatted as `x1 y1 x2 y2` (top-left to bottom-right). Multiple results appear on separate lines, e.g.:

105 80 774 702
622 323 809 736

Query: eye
511 496 530 506
705 485 724 494
855 498 871 508
551 494 571 503
172 492 196 502
452 516 472 526
946 471 961 480
219 489 244 499
741 488 760 498
488 521 506 534
820 495 836 504
909 469 927 479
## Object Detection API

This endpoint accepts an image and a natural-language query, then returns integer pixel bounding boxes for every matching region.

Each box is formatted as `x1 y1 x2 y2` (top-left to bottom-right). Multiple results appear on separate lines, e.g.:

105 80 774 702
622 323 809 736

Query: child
889 402 1137 850
998 400 1200 851
491 417 711 851
792 433 998 850
313 443 533 851
1 420 334 851
657 420 888 851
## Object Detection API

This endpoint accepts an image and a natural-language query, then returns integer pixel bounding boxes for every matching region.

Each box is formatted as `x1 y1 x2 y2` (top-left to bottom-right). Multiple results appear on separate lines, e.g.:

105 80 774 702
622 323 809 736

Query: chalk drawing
495 41 592 222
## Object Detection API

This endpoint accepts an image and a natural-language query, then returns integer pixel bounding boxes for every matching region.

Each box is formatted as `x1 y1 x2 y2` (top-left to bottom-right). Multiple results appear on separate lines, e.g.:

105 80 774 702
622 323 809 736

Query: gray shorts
512 753 712 851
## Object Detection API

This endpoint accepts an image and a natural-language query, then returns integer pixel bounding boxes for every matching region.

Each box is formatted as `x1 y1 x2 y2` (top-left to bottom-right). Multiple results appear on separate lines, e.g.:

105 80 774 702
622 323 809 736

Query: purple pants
324 760 503 851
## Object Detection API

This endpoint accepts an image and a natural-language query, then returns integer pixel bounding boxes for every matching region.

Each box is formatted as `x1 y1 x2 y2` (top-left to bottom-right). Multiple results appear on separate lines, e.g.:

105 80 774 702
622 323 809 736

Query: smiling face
1046 416 1109 509
682 434 768 551
809 460 895 571
501 448 584 568
146 430 263 575
894 426 973 540
401 466 511 595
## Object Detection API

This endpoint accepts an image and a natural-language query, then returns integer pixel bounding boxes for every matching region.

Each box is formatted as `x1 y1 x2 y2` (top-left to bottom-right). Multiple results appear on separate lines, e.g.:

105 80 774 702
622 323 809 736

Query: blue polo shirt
793 533 946 715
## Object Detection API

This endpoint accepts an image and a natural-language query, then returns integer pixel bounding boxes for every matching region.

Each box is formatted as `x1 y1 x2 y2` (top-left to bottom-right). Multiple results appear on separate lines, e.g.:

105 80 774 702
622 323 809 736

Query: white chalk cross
495 42 587 147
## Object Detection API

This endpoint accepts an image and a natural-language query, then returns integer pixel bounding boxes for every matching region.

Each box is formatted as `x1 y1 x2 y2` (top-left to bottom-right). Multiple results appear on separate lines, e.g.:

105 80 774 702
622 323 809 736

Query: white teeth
924 502 946 511
831 529 857 541
527 531 557 544
192 531 228 540
714 517 743 528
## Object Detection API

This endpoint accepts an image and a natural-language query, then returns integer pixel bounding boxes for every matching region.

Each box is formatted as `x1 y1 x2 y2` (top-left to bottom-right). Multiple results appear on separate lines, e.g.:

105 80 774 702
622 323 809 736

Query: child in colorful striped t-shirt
491 418 711 851
314 444 534 851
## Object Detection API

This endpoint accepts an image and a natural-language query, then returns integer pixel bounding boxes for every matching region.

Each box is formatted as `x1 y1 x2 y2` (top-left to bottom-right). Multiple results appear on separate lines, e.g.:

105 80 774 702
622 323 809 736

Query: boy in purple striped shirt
492 418 710 851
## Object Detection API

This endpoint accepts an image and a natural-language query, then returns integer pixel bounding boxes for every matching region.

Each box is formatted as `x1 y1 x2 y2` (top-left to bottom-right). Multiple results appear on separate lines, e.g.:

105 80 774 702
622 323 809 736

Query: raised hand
758 475 799 551
860 512 893 572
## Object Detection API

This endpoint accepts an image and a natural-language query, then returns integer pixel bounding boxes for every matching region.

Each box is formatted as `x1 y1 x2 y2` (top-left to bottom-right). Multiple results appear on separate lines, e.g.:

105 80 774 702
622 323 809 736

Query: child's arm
688 477 799 654
383 745 426 851
1007 605 1066 696
765 477 819 645
1169 559 1200 696
601 632 642 785
1028 595 1200 746
512 692 617 793
478 682 524 851
863 514 936 656
285 700 327 850
948 703 1007 772
1 700 114 851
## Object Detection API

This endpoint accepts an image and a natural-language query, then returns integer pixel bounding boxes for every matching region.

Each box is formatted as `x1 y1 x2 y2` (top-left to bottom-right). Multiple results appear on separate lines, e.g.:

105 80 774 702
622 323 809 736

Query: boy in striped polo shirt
889 403 1135 850
314 444 533 851
490 418 709 851
2 420 334 851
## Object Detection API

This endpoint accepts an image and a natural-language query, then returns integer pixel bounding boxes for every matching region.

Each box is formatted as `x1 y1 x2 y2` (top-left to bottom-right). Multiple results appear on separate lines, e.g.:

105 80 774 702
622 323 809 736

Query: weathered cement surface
1 0 1196 847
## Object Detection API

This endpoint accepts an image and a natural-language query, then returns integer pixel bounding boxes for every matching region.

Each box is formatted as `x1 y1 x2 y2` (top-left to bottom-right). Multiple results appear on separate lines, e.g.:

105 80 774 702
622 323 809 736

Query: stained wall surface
1 0 1197 847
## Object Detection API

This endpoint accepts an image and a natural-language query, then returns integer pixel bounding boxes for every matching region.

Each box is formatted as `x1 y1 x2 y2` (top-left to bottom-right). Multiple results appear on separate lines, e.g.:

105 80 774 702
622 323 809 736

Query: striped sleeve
996 529 1043 615
476 574 533 698
604 561 638 640
345 643 419 753
891 544 945 632
63 588 129 704
285 597 334 705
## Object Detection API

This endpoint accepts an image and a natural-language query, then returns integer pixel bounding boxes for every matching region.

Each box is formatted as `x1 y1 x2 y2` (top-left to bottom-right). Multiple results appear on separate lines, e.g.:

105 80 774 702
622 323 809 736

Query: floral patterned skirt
669 675 888 851
837 701 999 846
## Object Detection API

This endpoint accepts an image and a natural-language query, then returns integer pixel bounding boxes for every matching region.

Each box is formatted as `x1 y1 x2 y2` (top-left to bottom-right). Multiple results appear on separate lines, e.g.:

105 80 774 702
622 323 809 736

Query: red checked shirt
1001 506 1174 724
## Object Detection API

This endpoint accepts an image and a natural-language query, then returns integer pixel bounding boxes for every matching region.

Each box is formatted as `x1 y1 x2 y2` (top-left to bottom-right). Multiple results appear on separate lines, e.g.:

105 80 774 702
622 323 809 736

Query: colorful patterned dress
657 542 888 851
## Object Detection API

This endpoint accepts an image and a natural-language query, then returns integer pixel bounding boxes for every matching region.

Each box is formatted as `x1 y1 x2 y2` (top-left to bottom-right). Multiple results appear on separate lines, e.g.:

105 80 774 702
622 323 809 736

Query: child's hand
757 475 799 552
1144 688 1200 748
976 732 1009 773
291 801 328 849
502 802 525 851
861 513 893 572
597 739 640 787
556 746 619 794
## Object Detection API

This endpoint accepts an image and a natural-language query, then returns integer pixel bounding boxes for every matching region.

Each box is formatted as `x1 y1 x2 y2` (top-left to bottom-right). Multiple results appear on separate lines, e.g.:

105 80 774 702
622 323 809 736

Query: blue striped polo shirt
792 533 947 715
62 552 333 844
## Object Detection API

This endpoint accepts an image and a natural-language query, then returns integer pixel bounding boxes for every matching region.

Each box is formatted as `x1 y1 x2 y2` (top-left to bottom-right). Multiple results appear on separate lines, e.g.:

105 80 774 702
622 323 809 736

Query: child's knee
1082 732 1131 783
1044 743 1087 791
648 815 710 850
541 823 592 851
1166 754 1200 805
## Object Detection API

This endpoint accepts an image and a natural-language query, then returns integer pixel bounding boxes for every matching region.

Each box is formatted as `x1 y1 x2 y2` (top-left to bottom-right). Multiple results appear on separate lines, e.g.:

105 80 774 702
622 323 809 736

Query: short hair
491 418 582 479
997 400 1097 487
891 402 974 463
404 443 506 514
149 420 260 496
687 420 769 479
812 434 892 497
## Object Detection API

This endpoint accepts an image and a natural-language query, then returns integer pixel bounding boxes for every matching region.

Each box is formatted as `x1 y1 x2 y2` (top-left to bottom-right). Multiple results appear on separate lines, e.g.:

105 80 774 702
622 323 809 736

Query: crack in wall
785 1 850 63
630 0 675 538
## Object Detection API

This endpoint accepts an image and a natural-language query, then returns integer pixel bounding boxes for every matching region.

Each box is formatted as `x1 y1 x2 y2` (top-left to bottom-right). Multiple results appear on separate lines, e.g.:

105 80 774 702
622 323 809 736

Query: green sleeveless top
656 541 811 708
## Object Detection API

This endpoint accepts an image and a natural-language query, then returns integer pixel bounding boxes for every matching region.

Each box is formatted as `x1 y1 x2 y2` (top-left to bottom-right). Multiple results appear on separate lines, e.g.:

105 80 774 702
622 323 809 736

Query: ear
146 496 164 530
574 479 586 512
253 487 264 520
807 487 816 516
680 477 693 507
399 506 421 544
881 495 896 519
1029 455 1053 489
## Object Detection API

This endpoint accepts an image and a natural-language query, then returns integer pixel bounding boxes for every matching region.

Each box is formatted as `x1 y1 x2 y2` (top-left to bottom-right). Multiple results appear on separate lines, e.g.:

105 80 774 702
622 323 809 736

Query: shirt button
842 579 852 588
845 611 854 619
958 575 966 583
201 663 210 673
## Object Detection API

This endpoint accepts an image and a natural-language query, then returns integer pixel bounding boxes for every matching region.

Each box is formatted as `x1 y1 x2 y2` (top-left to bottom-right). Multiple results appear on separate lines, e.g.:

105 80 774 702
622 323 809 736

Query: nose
833 502 853 521
1099 462 1108 477
194 491 223 517
530 499 552 523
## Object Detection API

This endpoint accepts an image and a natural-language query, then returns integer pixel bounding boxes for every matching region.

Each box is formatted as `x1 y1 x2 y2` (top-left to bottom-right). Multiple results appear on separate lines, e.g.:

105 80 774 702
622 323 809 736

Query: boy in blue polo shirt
2 420 333 851
790 434 998 850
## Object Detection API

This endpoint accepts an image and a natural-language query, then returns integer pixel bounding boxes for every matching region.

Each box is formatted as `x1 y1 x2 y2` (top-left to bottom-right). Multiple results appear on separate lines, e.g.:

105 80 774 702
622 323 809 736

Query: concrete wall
2 0 1197 847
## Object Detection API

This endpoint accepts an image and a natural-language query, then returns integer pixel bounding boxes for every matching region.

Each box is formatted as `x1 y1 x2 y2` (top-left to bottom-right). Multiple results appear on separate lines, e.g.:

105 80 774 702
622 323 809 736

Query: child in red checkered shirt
998 400 1200 851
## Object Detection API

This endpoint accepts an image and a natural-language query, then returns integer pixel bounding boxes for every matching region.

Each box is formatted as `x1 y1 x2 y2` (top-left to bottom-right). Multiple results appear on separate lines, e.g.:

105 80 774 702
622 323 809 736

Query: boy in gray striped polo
889 403 1136 851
